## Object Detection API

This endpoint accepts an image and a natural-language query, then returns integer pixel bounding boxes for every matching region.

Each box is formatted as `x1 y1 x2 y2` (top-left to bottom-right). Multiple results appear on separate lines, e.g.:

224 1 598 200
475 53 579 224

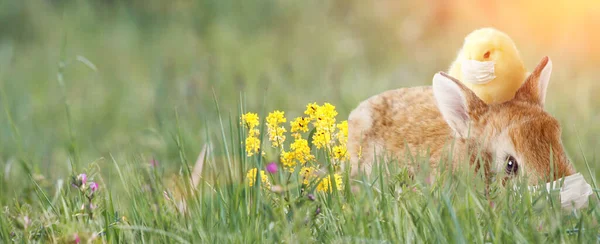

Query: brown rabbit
346 56 575 185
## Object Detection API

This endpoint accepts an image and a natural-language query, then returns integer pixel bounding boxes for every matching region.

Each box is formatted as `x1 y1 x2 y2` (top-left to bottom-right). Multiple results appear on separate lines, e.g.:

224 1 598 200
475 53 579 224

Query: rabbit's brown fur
347 56 575 185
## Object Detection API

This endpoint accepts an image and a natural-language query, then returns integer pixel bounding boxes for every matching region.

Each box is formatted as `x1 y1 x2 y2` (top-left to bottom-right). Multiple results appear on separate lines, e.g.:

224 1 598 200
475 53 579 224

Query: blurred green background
0 0 599 200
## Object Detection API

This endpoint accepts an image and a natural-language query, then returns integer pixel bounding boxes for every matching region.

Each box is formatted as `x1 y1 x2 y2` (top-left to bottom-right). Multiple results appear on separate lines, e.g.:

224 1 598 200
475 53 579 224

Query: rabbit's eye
505 155 518 175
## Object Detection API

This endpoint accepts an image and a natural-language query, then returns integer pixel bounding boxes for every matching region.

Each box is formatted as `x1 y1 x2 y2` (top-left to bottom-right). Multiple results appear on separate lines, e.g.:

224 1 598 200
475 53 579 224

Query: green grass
1 0 600 243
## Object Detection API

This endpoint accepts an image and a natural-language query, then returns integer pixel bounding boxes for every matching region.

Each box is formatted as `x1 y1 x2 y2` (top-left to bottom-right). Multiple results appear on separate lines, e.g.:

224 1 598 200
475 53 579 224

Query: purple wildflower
266 162 278 174
74 233 80 244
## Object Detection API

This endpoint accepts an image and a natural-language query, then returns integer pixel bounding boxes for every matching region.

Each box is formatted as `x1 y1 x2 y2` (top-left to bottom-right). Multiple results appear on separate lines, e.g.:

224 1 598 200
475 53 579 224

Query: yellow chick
448 27 527 104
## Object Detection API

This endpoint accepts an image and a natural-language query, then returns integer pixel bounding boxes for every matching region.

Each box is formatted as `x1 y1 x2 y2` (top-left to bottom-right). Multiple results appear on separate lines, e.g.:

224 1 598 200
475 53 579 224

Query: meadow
1 1 600 243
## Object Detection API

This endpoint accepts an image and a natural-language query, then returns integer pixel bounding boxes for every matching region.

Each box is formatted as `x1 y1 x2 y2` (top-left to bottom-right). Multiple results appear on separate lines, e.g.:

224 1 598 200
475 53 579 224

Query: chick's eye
483 51 491 59
505 155 518 175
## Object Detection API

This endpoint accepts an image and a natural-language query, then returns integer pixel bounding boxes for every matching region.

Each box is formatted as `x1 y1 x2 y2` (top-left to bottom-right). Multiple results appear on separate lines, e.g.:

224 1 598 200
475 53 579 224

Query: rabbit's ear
432 72 487 138
514 56 552 107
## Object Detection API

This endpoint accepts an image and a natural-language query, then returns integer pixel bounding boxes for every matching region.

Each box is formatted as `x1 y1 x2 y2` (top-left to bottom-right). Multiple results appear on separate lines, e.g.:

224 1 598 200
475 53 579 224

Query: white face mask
526 173 593 211
461 59 496 85
551 173 593 211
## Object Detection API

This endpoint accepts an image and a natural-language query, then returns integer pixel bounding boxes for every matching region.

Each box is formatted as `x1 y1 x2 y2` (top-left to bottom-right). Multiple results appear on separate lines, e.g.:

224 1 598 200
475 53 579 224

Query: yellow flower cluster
290 116 310 139
241 102 348 193
298 166 343 193
266 111 287 148
316 174 343 193
332 146 347 161
305 103 338 149
246 168 271 188
336 121 348 146
332 121 349 161
241 112 260 129
241 113 261 156
281 138 315 172
300 103 349 162
241 103 348 161
300 166 317 185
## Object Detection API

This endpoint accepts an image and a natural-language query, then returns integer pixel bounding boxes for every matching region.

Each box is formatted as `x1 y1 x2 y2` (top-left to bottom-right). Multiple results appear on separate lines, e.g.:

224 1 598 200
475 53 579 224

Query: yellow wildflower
303 102 338 149
280 150 296 172
291 132 302 140
304 102 319 118
246 168 271 188
336 121 348 146
266 110 287 148
305 102 337 122
248 128 260 138
280 138 315 172
241 112 262 156
245 136 261 156
300 166 318 185
312 130 332 149
316 173 343 193
290 117 310 133
290 138 314 164
241 113 260 129
266 110 286 125
268 127 286 148
332 145 348 161
313 103 337 129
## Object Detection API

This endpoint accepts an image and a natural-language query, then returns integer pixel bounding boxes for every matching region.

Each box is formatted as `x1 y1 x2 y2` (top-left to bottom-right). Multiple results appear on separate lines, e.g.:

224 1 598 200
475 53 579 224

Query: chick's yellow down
448 28 527 104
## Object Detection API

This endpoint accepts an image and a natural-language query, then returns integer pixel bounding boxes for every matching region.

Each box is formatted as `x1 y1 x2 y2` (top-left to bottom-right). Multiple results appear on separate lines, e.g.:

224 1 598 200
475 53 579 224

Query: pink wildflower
89 182 98 193
77 174 87 185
